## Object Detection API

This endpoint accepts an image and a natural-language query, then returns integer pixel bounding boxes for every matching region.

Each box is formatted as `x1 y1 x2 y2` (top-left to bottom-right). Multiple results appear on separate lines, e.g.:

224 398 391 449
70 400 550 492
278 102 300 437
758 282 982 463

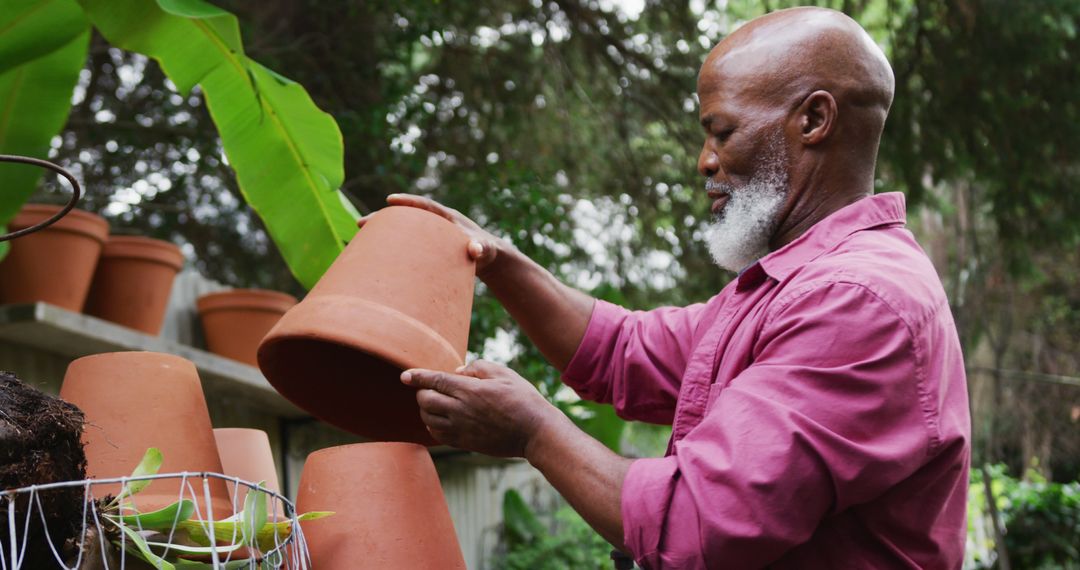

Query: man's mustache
705 178 736 195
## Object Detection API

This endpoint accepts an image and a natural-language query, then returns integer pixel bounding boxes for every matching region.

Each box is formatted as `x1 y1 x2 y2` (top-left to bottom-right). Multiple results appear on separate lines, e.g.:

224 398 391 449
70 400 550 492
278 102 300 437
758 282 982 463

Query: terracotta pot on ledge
84 236 184 335
59 352 233 516
197 289 297 367
257 206 476 445
296 442 466 569
0 204 109 311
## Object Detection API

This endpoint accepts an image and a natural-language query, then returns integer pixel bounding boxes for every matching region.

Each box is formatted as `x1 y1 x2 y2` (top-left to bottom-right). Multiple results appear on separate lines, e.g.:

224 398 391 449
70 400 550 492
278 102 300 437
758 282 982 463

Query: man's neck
770 168 874 250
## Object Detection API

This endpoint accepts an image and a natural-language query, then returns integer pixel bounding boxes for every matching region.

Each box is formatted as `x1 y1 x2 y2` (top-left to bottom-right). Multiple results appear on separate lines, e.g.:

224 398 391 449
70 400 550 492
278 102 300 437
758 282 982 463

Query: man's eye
716 129 734 142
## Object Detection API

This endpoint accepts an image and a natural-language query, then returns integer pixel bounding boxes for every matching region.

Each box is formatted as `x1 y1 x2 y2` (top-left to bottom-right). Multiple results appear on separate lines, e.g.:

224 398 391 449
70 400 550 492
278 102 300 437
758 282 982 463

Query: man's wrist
522 405 574 468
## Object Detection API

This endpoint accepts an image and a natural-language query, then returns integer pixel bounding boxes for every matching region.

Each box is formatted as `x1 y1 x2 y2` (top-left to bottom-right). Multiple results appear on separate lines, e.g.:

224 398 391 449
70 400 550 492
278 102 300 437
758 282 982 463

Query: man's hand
404 360 631 551
360 193 505 277
400 360 561 457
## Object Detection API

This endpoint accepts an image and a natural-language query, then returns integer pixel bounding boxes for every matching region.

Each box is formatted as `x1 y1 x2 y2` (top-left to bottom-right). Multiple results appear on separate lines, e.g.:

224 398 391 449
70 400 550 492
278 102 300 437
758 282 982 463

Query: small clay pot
84 236 184 334
197 289 297 367
59 352 233 515
258 206 475 445
212 428 284 517
0 204 109 311
296 443 465 569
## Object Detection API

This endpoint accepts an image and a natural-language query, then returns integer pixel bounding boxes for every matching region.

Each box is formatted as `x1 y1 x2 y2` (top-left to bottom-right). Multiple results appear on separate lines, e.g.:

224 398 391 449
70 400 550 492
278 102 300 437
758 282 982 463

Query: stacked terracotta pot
213 428 285 517
296 443 466 569
0 204 109 311
59 352 233 515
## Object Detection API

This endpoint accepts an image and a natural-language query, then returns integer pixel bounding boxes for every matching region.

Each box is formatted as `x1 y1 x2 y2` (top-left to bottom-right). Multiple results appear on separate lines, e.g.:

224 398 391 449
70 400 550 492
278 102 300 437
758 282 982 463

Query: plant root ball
0 371 88 564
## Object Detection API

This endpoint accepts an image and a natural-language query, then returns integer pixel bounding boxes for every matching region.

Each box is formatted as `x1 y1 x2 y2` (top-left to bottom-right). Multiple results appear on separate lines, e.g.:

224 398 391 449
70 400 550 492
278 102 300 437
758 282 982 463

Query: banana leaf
0 0 88 75
79 0 358 289
0 28 88 258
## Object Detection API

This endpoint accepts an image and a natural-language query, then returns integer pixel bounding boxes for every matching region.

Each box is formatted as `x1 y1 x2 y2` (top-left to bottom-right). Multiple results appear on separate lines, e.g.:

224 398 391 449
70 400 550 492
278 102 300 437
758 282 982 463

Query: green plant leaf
111 447 164 507
116 525 175 570
143 540 244 555
173 559 253 570
75 0 237 95
0 0 88 75
79 0 357 289
0 29 88 233
107 499 195 530
502 489 546 546
179 511 333 552
200 60 356 289
240 480 268 547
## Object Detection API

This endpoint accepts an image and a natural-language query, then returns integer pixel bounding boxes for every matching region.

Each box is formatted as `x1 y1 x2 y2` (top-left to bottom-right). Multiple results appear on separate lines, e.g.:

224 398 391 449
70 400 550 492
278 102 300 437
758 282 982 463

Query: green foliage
101 447 332 568
0 0 87 75
499 490 614 570
885 0 1080 270
968 464 1080 569
109 500 195 530
0 27 88 227
75 0 357 289
558 399 626 452
109 446 163 508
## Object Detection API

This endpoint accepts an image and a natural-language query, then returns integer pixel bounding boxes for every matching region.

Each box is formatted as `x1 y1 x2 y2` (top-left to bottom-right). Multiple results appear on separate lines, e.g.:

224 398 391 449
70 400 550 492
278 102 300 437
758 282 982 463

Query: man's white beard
703 148 789 272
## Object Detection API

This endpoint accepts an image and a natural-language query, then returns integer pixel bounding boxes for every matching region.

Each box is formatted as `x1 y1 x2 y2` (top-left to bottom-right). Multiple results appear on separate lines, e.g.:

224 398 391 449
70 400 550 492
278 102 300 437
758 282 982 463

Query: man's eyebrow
700 115 715 129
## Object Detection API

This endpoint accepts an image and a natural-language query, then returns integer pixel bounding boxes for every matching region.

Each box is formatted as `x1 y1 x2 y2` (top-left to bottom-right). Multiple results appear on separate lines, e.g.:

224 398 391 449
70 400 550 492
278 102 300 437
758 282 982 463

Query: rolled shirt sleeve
622 282 937 568
562 299 710 424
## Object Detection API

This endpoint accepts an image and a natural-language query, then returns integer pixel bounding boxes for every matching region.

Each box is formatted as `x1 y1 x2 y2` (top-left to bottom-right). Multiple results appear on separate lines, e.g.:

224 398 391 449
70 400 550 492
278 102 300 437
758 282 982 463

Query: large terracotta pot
296 443 466 569
258 206 475 445
197 289 297 367
84 236 184 334
212 428 285 517
0 204 109 311
59 352 233 516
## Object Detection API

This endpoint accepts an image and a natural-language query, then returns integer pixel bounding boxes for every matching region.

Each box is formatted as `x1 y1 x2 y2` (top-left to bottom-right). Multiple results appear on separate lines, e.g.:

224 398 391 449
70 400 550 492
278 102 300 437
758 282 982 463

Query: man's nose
698 143 719 178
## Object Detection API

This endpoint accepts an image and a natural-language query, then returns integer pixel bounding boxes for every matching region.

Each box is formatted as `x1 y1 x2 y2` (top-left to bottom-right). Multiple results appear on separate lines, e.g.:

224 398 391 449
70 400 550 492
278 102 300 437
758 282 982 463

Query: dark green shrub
969 465 1080 569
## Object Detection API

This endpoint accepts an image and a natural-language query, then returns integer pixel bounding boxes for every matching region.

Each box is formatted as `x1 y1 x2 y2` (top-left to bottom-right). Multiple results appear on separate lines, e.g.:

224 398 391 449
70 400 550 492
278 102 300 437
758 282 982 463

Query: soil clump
0 371 87 565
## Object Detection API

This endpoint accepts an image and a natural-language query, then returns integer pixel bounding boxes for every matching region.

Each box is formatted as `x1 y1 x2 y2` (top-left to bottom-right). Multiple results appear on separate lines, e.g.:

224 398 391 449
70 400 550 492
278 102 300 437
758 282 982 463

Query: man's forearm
481 246 596 370
525 410 633 550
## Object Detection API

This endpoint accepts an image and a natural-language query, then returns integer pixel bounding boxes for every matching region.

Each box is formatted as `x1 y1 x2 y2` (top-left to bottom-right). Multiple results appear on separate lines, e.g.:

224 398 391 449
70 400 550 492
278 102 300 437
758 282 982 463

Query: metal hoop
0 154 82 242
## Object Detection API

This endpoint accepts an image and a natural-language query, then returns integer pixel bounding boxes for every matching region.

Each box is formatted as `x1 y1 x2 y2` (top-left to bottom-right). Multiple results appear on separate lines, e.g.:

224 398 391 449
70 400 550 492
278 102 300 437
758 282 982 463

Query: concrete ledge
0 302 305 417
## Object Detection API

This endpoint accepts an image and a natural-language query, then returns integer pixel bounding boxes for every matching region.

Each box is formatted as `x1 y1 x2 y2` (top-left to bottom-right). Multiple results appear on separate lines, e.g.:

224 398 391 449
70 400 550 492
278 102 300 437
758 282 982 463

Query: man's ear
796 90 837 145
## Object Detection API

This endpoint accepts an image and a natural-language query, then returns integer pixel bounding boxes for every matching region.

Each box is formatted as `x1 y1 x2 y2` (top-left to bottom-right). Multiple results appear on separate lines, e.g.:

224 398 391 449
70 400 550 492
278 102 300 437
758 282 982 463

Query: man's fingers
456 359 506 379
418 408 453 432
401 368 469 396
386 193 456 222
467 240 499 266
415 387 458 415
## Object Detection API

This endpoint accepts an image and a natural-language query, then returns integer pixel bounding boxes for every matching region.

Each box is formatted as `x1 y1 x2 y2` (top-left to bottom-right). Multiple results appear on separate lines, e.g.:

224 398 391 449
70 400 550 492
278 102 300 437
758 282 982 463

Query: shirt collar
738 192 907 289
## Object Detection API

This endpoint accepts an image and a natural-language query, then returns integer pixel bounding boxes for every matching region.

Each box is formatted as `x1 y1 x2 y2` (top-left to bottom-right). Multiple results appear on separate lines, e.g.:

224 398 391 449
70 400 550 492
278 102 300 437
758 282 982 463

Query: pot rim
305 441 425 465
100 236 184 271
68 350 194 370
197 289 298 315
257 295 463 445
9 203 109 243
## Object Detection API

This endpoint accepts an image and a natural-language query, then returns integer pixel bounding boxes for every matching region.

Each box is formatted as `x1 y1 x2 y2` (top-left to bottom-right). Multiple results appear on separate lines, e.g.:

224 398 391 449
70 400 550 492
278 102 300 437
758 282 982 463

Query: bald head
702 7 894 123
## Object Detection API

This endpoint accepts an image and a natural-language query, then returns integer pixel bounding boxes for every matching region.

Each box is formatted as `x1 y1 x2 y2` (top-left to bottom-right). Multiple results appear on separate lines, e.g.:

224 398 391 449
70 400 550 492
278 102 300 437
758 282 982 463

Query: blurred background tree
29 0 1080 556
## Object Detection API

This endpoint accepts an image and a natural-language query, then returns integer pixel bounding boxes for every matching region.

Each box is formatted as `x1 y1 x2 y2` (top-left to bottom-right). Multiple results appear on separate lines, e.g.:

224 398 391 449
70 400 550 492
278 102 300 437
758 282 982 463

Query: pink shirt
563 193 970 569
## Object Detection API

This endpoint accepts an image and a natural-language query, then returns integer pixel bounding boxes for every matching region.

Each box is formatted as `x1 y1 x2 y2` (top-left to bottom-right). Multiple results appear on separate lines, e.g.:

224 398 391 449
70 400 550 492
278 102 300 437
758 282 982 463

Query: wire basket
0 472 311 570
